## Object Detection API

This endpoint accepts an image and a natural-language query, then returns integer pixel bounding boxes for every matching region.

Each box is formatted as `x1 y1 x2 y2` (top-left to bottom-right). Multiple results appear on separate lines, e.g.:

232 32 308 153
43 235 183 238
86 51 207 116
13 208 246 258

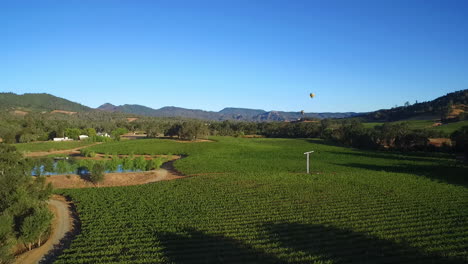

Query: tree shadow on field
155 228 281 264
265 222 466 264
334 162 468 188
307 138 342 147
327 150 454 164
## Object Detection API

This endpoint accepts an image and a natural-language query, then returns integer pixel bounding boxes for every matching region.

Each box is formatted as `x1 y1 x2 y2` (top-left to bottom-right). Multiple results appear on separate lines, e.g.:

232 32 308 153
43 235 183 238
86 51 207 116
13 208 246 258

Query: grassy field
363 120 434 130
361 122 384 128
363 120 468 135
14 140 94 153
53 137 467 263
433 120 468 134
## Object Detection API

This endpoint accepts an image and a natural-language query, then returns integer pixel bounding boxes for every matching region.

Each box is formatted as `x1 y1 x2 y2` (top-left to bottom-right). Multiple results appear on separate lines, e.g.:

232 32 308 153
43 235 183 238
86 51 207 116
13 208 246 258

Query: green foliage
111 128 128 141
42 158 55 174
55 160 71 174
178 121 209 140
0 213 14 263
80 148 96 158
77 159 94 171
451 126 468 157
146 158 163 170
18 133 38 143
88 135 112 142
57 137 468 263
0 144 52 260
133 156 147 171
0 92 91 112
121 157 134 171
434 120 468 134
64 128 82 140
14 141 93 153
89 163 105 184
20 206 53 250
363 89 468 121
105 157 120 172
85 128 97 137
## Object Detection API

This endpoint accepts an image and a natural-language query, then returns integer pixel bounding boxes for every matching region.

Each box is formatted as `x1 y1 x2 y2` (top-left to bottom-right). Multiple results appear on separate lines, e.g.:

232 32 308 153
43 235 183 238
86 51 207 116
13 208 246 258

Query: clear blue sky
1 0 467 112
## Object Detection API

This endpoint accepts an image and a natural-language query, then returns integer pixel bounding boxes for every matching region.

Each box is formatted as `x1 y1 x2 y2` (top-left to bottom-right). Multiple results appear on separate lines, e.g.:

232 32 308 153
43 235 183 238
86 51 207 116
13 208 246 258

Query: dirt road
14 157 190 263
15 198 72 264
24 142 101 157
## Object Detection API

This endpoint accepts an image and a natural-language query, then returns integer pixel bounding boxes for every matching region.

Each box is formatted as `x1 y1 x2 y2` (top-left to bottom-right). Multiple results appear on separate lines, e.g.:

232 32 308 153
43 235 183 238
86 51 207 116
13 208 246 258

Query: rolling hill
363 89 468 122
0 92 91 113
3 90 466 123
97 103 360 121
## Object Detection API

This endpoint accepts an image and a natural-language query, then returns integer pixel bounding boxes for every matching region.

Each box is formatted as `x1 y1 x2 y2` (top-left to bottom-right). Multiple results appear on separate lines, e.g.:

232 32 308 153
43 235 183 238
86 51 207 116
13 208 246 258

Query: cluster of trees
2 106 467 155
0 144 53 263
321 120 447 151
0 111 134 143
451 126 468 157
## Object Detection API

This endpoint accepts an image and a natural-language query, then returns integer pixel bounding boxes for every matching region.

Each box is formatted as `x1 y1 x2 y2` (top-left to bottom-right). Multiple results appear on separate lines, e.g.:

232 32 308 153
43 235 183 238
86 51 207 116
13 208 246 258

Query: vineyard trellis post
304 151 314 174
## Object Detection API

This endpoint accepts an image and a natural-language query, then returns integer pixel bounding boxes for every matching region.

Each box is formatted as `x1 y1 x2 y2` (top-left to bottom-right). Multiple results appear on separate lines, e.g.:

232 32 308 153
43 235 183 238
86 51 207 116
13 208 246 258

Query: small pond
28 156 164 176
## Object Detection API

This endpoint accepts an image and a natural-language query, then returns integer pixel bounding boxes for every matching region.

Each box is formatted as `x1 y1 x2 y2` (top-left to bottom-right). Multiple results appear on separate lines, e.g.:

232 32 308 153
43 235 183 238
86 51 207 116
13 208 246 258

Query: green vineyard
54 137 467 263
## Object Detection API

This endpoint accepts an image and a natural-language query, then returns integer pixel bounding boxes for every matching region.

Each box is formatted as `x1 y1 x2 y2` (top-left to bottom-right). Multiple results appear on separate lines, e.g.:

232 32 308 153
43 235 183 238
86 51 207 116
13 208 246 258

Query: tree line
1 110 467 156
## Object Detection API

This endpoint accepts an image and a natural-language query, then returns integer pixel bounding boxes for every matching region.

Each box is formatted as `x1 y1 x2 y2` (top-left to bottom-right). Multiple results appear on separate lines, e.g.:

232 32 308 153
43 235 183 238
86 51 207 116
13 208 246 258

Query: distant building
97 132 110 137
79 135 89 140
53 137 72 142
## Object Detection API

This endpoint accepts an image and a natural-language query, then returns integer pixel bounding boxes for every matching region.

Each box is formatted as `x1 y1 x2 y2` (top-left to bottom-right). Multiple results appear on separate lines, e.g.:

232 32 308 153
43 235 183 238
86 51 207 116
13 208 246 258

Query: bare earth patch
121 133 148 140
12 110 29 116
24 142 102 157
50 110 77 115
429 138 452 147
46 169 184 189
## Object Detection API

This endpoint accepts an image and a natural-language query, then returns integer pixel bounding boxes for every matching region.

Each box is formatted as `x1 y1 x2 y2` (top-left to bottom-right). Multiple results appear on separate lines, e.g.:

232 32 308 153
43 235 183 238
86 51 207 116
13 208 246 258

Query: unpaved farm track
15 156 203 263
24 142 102 157
15 197 75 264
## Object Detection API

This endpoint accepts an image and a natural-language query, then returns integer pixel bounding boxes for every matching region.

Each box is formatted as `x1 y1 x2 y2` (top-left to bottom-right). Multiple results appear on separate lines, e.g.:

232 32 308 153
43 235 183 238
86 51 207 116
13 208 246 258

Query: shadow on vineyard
265 222 466 264
39 196 81 264
328 150 452 163
155 228 281 263
336 162 468 188
160 156 185 177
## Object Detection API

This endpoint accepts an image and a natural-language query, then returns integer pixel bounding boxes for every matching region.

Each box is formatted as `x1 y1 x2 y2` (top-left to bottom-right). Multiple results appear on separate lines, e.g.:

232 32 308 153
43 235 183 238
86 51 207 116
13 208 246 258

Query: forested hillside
0 93 91 112
364 89 468 122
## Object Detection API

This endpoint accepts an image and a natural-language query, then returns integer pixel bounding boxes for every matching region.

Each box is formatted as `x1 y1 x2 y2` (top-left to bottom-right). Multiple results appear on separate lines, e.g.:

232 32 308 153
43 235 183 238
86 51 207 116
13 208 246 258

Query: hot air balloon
310 93 315 98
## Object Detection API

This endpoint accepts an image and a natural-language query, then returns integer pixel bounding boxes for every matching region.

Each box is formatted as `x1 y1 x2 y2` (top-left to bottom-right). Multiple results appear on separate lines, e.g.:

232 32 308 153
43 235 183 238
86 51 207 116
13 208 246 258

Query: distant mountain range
2 90 466 122
96 103 360 121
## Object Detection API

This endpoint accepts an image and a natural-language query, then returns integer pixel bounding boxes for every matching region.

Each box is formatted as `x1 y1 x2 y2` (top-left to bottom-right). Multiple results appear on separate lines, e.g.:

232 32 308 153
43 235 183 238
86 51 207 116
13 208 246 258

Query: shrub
89 163 105 183
42 158 55 174
55 160 71 174
146 158 163 171
80 149 96 157
105 156 120 172
122 157 134 171
133 156 147 171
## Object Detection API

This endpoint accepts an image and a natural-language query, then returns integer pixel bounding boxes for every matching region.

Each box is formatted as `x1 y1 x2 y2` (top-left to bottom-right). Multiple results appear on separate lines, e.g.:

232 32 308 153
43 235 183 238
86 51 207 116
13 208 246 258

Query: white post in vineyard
304 151 314 174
